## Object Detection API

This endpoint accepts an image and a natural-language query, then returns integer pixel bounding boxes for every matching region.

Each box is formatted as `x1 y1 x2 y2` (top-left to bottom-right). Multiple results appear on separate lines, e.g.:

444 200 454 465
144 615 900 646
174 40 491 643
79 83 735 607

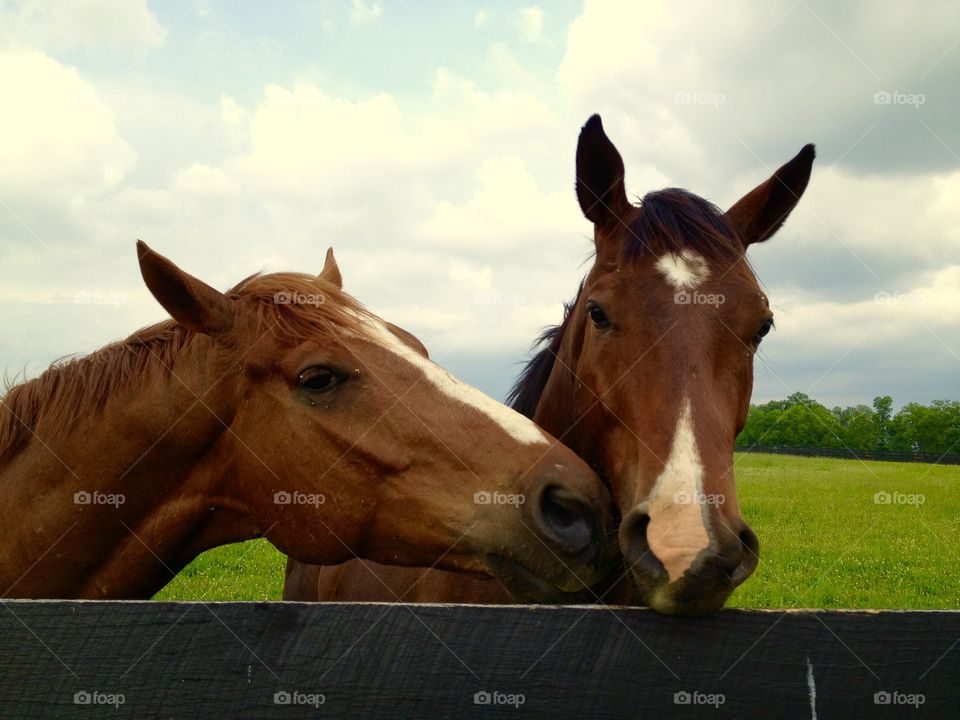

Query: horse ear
137 240 234 336
576 114 631 228
725 144 815 247
318 247 343 289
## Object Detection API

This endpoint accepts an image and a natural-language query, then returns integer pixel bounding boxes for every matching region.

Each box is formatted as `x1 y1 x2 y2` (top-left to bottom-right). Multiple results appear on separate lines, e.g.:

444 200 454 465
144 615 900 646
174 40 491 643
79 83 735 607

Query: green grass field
155 453 960 609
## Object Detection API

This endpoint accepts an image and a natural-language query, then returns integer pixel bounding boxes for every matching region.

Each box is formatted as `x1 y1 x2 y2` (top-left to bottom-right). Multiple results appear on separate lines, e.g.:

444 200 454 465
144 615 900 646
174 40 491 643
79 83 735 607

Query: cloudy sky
1 0 958 410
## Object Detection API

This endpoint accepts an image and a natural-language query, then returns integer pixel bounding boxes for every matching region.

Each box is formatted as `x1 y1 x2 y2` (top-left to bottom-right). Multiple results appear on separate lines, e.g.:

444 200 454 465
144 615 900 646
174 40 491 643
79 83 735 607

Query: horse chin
486 554 597 604
629 572 733 616
648 588 732 616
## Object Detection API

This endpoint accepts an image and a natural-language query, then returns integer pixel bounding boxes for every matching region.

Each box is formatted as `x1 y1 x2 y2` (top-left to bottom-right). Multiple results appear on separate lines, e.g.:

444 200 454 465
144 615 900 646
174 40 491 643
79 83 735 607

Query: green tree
738 393 843 448
873 395 893 449
837 404 878 450
739 393 960 455
875 400 959 455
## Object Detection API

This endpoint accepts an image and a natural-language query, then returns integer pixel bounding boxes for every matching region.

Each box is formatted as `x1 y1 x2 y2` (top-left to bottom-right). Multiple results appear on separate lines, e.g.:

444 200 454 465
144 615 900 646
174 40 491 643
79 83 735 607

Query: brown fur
284 115 815 615
0 247 612 599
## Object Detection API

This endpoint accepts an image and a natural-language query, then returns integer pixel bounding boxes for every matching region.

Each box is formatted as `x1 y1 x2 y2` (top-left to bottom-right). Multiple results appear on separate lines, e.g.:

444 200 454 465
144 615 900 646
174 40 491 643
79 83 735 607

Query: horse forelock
623 188 742 267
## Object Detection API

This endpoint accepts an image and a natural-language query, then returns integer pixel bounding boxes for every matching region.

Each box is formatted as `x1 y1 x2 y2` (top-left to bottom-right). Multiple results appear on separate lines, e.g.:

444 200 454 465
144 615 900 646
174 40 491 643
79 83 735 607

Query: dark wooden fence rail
736 444 960 465
1 601 957 718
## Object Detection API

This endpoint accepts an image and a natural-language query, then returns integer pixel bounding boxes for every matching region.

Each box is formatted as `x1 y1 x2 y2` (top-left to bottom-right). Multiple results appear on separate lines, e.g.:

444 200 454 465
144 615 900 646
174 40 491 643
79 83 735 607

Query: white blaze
361 319 549 446
655 250 710 290
645 397 711 582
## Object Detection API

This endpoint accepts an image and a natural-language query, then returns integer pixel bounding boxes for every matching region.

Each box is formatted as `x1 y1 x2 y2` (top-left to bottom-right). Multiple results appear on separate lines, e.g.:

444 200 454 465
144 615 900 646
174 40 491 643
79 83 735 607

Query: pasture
156 452 960 609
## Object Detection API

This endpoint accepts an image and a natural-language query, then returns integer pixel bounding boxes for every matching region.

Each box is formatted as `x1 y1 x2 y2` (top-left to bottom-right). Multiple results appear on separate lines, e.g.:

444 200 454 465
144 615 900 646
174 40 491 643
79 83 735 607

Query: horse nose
528 469 607 564
620 508 760 589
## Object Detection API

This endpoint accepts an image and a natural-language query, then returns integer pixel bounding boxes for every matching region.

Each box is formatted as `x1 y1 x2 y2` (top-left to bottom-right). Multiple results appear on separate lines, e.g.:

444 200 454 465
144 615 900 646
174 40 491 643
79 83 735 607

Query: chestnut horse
0 241 613 599
284 115 814 615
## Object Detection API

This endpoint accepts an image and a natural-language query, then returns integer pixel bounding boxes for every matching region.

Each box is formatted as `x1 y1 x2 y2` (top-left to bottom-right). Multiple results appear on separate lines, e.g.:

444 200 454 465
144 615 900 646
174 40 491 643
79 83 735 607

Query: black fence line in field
736 444 960 465
1 601 957 719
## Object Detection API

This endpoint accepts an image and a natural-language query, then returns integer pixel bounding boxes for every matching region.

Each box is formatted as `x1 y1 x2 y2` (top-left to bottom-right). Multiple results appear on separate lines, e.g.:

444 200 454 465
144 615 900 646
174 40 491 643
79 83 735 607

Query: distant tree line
737 393 960 456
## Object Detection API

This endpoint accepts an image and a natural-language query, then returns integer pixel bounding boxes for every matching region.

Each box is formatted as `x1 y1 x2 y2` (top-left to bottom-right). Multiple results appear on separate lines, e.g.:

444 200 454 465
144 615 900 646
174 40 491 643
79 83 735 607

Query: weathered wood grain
0 602 956 718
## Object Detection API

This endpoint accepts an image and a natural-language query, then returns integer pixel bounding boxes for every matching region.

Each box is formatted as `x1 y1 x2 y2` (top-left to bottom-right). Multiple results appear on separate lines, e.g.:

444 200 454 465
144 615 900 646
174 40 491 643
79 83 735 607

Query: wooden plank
0 602 957 718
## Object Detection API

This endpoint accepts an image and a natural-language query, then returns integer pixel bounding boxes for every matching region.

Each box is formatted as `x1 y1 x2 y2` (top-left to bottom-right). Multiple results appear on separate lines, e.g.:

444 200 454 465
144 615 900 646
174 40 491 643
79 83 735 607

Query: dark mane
624 188 741 265
0 272 374 463
507 283 583 418
507 189 741 417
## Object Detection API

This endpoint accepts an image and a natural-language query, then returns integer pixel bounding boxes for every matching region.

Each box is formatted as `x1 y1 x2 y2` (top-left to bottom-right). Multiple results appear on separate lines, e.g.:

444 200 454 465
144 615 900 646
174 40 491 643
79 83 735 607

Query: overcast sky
1 0 958 410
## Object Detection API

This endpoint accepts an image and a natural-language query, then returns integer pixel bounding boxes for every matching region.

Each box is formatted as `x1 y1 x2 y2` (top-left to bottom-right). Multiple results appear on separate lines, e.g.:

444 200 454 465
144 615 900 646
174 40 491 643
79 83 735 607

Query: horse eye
588 302 610 328
753 318 774 345
299 367 341 393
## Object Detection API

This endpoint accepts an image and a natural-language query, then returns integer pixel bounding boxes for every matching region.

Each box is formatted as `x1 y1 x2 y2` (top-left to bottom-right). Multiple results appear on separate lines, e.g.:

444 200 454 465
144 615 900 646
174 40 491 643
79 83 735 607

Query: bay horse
284 115 814 615
0 241 614 599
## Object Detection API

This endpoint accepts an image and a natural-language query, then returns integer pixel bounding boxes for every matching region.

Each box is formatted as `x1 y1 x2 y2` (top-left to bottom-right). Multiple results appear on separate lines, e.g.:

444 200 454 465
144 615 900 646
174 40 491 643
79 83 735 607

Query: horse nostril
538 485 594 557
731 525 761 586
740 526 760 558
620 511 667 583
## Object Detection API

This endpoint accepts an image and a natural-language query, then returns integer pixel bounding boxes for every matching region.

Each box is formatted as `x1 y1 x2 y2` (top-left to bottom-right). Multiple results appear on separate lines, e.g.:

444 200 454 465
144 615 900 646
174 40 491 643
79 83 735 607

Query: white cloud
350 0 382 25
743 163 960 303
474 9 489 28
0 48 136 205
753 261 960 405
229 84 425 203
220 95 250 150
773 265 960 357
1 3 957 409
519 6 544 42
218 71 566 243
418 156 581 252
3 0 166 53
558 0 960 178
429 66 557 153
209 80 591 357
171 163 244 202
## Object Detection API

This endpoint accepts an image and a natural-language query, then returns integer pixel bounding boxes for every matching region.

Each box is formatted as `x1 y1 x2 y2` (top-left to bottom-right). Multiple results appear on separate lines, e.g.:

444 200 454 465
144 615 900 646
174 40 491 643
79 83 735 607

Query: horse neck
0 336 256 599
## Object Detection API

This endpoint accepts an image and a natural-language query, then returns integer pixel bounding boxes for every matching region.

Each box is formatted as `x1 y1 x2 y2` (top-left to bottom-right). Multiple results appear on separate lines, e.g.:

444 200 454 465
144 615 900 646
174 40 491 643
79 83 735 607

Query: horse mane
507 188 741 417
0 272 374 463
507 283 582 418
